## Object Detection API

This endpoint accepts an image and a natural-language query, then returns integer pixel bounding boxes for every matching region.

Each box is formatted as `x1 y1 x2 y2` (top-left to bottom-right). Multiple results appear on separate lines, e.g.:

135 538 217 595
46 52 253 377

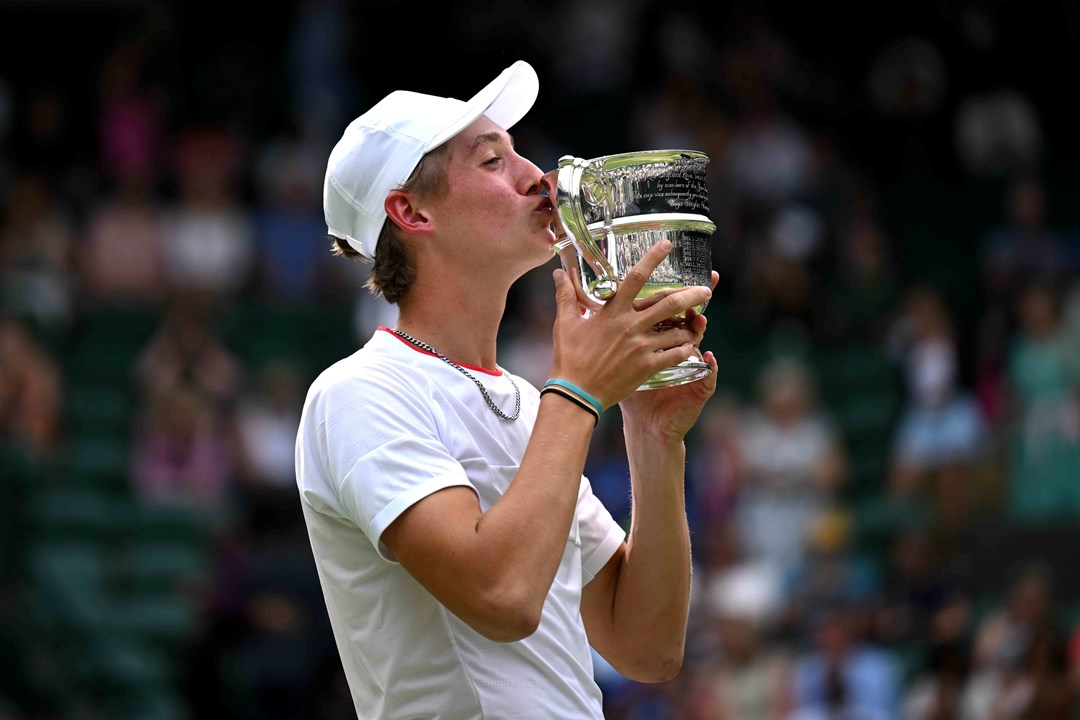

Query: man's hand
548 241 713 410
619 270 720 443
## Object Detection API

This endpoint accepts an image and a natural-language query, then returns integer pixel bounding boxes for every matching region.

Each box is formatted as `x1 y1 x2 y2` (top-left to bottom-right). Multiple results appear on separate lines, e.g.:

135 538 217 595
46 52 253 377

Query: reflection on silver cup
553 150 716 391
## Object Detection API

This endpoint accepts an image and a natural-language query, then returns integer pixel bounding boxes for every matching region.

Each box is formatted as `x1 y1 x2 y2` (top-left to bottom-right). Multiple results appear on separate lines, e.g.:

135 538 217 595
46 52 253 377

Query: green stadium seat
62 434 132 495
26 488 124 542
110 500 218 548
114 540 213 596
63 385 133 436
104 593 200 647
25 541 112 633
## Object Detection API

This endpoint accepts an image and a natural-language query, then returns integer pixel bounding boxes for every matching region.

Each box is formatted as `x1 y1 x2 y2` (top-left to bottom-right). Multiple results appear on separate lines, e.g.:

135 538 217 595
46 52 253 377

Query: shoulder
301 340 439 429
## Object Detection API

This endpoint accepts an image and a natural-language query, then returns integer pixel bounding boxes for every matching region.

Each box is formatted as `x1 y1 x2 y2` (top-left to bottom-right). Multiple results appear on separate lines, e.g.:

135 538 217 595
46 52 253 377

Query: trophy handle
555 156 619 300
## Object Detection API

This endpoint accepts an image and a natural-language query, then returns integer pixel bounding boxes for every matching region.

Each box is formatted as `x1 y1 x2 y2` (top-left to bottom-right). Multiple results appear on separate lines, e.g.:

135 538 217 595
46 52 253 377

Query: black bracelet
540 386 600 426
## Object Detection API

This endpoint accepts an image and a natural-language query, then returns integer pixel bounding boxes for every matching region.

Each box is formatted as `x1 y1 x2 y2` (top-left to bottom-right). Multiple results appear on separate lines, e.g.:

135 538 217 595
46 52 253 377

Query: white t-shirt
295 327 626 719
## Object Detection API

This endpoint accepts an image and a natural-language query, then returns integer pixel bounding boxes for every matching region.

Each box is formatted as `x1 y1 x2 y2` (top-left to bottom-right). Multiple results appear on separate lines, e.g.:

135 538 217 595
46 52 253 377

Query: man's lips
535 196 554 212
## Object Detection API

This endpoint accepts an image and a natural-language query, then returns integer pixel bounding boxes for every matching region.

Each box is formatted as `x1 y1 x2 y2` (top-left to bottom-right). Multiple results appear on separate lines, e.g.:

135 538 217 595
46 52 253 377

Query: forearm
477 395 593 582
606 428 692 676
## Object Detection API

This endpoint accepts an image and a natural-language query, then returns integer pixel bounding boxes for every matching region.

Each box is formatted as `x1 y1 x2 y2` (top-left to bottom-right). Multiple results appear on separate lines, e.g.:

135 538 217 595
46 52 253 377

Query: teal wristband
543 379 604 417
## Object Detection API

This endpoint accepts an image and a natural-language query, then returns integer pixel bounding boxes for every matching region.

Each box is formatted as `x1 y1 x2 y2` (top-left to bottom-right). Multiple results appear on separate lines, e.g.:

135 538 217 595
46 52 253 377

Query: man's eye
484 156 502 167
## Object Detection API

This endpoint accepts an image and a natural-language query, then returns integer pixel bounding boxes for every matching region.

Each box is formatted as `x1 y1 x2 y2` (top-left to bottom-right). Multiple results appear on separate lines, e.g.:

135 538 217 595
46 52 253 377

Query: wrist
621 415 689 447
540 388 601 428
543 378 605 418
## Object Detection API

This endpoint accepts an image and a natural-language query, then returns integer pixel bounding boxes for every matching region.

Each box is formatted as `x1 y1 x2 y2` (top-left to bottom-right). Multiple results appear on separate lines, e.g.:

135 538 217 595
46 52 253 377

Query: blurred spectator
955 88 1043 178
980 175 1070 307
130 380 237 511
0 173 76 341
1066 283 1080 354
161 127 255 302
822 210 903 345
284 0 354 147
235 358 306 537
865 35 949 179
694 523 750 604
252 134 329 304
1005 281 1080 521
976 176 1072 430
0 74 10 205
133 293 241 413
188 533 338 720
789 607 903 720
736 356 848 577
885 559 975 718
0 317 60 456
961 623 1072 720
79 169 168 307
867 36 947 123
740 203 830 335
903 640 971 720
719 87 816 212
886 284 987 525
782 508 880 645
697 564 793 720
221 539 333 720
1068 625 1080 718
972 564 1058 675
687 390 744 533
0 72 11 144
97 39 166 188
870 529 962 649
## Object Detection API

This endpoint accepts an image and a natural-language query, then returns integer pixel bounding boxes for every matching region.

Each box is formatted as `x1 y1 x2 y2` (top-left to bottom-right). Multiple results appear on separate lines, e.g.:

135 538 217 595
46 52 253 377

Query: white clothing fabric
237 402 302 488
295 327 625 719
162 206 254 296
736 412 837 572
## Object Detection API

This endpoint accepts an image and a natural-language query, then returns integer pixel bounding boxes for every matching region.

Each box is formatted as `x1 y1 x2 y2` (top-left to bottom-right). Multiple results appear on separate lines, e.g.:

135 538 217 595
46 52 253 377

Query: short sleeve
318 376 475 562
576 476 626 585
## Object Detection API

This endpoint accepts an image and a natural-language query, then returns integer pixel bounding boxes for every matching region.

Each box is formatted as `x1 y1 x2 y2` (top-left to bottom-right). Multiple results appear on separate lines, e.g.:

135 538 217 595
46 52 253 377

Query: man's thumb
552 268 576 312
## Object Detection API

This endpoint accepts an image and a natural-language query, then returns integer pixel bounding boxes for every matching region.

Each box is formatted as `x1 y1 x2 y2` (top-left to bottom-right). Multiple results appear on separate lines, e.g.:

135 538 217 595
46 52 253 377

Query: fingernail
660 240 672 250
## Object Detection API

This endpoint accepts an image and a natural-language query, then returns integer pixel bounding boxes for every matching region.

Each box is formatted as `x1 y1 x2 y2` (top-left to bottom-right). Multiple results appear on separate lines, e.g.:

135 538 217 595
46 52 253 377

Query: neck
394 276 510 371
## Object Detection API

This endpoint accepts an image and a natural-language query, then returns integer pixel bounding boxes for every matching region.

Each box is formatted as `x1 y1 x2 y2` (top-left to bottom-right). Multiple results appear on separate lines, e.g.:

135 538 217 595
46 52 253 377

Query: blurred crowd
1 1 1080 719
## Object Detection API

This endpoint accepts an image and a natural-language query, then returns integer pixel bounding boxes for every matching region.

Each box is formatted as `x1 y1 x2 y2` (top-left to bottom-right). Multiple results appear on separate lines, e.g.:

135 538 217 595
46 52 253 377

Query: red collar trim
378 327 503 376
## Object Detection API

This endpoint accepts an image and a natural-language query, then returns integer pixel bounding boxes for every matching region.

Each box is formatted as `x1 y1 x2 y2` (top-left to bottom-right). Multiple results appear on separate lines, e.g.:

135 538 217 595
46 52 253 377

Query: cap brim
428 60 539 150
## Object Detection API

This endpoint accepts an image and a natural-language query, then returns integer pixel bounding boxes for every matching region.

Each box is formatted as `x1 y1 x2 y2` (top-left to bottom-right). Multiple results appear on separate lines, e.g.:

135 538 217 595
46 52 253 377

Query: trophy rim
588 149 709 170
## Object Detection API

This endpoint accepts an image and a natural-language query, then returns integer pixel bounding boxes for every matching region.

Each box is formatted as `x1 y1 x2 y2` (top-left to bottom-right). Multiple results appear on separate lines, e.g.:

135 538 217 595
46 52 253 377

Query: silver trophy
552 149 716 390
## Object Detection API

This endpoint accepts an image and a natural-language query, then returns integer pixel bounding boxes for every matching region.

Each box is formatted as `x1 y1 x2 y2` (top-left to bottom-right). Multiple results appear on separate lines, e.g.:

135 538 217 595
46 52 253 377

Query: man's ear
385 190 434 235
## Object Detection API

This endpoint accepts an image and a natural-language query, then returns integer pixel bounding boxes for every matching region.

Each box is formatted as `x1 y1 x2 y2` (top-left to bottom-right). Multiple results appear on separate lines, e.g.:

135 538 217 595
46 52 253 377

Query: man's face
421 116 556 275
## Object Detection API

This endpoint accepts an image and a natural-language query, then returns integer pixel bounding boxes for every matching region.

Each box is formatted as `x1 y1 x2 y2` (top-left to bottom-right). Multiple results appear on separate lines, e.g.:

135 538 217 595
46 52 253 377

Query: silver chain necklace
391 329 521 421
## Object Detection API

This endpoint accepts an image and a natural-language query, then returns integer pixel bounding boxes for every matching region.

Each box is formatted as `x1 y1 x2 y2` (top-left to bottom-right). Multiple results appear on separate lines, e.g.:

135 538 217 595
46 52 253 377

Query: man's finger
639 285 712 328
608 240 674 309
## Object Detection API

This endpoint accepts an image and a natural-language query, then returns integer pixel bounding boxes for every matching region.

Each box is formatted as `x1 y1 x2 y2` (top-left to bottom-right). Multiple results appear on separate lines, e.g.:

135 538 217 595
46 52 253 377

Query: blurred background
1 0 1079 718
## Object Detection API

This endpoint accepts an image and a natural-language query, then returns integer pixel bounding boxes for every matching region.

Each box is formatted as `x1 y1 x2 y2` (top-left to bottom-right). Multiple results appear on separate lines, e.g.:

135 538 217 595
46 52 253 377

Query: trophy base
637 358 712 391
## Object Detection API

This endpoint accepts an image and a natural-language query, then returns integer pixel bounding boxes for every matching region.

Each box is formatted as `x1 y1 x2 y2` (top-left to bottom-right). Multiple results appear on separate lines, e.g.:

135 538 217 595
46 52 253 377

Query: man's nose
522 165 555 198
540 169 559 199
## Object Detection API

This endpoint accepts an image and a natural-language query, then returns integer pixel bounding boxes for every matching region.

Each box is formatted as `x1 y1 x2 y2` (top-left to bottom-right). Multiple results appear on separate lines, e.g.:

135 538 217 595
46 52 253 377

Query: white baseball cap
324 60 540 258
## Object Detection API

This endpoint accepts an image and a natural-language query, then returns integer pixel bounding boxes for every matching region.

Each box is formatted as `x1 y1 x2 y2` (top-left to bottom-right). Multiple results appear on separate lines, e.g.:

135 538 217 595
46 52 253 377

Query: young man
296 59 719 718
